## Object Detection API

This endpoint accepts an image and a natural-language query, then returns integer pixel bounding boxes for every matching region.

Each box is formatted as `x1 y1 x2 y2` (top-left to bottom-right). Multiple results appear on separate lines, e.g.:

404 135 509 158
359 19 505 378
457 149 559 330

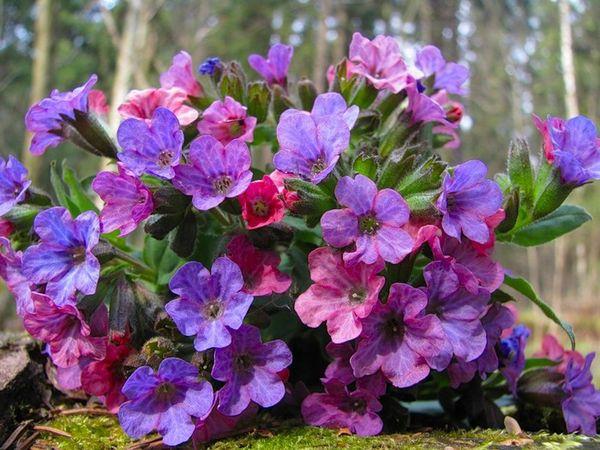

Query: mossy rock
32 414 599 449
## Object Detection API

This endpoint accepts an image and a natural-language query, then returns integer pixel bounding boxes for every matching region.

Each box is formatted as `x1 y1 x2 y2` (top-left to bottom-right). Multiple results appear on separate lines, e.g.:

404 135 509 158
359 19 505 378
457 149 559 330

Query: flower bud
141 336 177 369
497 189 519 233
283 177 336 218
218 61 246 103
64 110 118 158
445 101 464 123
297 78 318 111
517 368 565 409
532 160 573 219
272 84 296 121
247 81 271 123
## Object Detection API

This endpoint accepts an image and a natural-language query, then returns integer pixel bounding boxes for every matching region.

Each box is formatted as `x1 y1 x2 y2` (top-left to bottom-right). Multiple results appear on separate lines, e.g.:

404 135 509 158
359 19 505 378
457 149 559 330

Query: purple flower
165 258 253 352
561 352 600 435
92 163 154 237
447 303 514 388
212 324 292 415
416 45 469 95
22 207 100 306
350 283 452 388
198 57 222 76
406 80 449 125
348 32 410 93
437 160 503 244
424 260 490 362
160 50 203 98
24 74 97 155
192 400 258 444
0 237 34 315
301 379 383 436
172 135 252 210
548 115 600 186
117 107 184 179
248 43 293 86
0 155 31 216
498 324 530 395
118 357 214 446
273 94 355 183
321 174 413 265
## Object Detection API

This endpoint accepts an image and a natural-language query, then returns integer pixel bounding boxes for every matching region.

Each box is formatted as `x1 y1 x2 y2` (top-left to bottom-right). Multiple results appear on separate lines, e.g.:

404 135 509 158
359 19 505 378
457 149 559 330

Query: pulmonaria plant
3 32 600 446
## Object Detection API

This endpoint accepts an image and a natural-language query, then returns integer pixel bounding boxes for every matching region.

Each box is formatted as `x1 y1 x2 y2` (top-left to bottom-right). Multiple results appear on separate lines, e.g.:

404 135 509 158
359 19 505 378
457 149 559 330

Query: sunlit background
1 0 599 368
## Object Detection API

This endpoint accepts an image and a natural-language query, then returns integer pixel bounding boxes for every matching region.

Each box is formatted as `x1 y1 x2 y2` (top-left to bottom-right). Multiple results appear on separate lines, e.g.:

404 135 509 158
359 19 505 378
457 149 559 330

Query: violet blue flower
498 324 530 395
416 45 469 95
198 57 222 76
172 135 252 210
160 50 203 98
561 352 600 435
0 237 34 315
548 115 600 186
197 96 257 145
273 98 353 183
294 247 385 343
321 174 414 265
301 379 383 436
23 293 107 368
436 160 503 244
22 207 100 306
24 74 97 155
118 87 198 126
0 155 31 216
165 258 253 352
118 357 214 446
212 324 292 415
350 283 452 388
348 32 410 93
117 107 183 179
406 79 449 125
92 163 154 236
424 260 490 362
248 43 293 86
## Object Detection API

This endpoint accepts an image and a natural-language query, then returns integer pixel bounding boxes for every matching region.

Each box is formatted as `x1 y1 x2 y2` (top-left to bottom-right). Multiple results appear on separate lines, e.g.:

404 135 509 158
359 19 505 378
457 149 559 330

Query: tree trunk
313 0 332 92
21 0 51 182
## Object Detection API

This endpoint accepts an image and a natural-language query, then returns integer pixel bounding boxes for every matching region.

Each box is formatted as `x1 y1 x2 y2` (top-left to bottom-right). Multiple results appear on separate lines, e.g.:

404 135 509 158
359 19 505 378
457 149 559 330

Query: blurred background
0 0 598 362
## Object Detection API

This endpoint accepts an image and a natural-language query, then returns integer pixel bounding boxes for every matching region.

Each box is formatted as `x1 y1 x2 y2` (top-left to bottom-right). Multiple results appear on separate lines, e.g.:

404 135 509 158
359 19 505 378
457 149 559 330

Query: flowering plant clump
2 32 599 445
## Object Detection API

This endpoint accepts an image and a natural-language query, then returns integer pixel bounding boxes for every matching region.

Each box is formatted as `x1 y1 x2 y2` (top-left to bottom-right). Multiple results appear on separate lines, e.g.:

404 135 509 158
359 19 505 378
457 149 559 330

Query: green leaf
142 235 183 285
524 358 556 370
50 161 79 215
507 139 534 203
511 204 591 246
503 274 575 349
61 161 98 213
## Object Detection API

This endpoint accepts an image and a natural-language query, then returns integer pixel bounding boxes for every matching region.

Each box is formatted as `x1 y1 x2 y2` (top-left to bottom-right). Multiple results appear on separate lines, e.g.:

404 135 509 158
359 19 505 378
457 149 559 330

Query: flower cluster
1 31 598 446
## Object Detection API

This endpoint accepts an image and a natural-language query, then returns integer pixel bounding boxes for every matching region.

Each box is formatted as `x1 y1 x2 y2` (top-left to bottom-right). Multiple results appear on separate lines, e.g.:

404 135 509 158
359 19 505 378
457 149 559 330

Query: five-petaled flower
198 96 256 145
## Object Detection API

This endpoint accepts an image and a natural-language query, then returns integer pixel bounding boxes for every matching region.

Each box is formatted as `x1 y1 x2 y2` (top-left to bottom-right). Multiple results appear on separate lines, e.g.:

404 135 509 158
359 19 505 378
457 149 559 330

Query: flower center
359 214 380 235
156 382 176 398
311 157 326 175
203 300 223 320
229 119 245 138
348 286 367 304
213 176 233 195
351 398 367 414
251 199 269 217
234 353 253 371
157 150 174 167
383 316 404 341
71 246 87 264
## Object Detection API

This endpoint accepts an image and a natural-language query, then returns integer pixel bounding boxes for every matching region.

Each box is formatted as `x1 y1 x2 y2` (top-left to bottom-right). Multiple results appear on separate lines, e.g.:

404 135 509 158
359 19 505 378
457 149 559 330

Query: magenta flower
248 43 293 86
118 87 198 126
561 353 600 435
212 324 292 415
0 155 31 216
24 74 97 155
533 114 565 163
23 293 107 368
160 50 203 98
548 115 600 186
225 235 291 296
416 45 469 95
165 258 253 352
117 107 183 179
436 160 503 244
406 80 449 125
172 135 252 210
294 247 385 343
22 207 100 306
301 379 383 436
197 96 256 145
192 400 258 444
348 32 410 93
92 163 154 236
0 237 34 315
88 89 109 117
350 283 452 388
273 96 354 183
534 334 585 375
321 174 413 265
423 260 489 362
118 357 214 446
498 324 530 395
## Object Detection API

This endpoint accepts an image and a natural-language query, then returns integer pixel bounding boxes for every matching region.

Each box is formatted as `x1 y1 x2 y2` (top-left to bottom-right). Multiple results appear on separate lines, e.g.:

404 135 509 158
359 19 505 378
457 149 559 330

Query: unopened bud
297 78 318 111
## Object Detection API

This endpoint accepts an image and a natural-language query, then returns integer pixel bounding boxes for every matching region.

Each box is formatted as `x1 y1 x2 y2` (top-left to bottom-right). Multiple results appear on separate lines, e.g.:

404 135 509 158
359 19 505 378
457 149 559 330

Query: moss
35 415 599 449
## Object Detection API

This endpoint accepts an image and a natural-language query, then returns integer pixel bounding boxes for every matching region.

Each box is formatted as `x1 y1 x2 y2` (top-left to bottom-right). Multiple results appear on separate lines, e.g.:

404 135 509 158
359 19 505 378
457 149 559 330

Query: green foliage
142 235 183 286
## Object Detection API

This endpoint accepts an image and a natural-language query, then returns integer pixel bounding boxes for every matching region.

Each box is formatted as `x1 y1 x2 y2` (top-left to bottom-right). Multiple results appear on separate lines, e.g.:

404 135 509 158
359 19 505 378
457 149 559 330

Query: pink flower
268 170 300 209
239 176 285 229
118 87 198 126
0 237 34 315
23 293 107 368
88 90 109 117
225 235 291 296
348 32 410 93
197 96 256 145
160 50 203 98
533 114 565 163
534 334 585 374
294 247 385 343
0 218 14 238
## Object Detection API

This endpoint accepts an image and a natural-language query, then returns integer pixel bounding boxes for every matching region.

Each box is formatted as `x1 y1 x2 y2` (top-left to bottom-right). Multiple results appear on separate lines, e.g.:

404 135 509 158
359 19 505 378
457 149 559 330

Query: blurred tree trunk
313 0 331 91
21 0 51 182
